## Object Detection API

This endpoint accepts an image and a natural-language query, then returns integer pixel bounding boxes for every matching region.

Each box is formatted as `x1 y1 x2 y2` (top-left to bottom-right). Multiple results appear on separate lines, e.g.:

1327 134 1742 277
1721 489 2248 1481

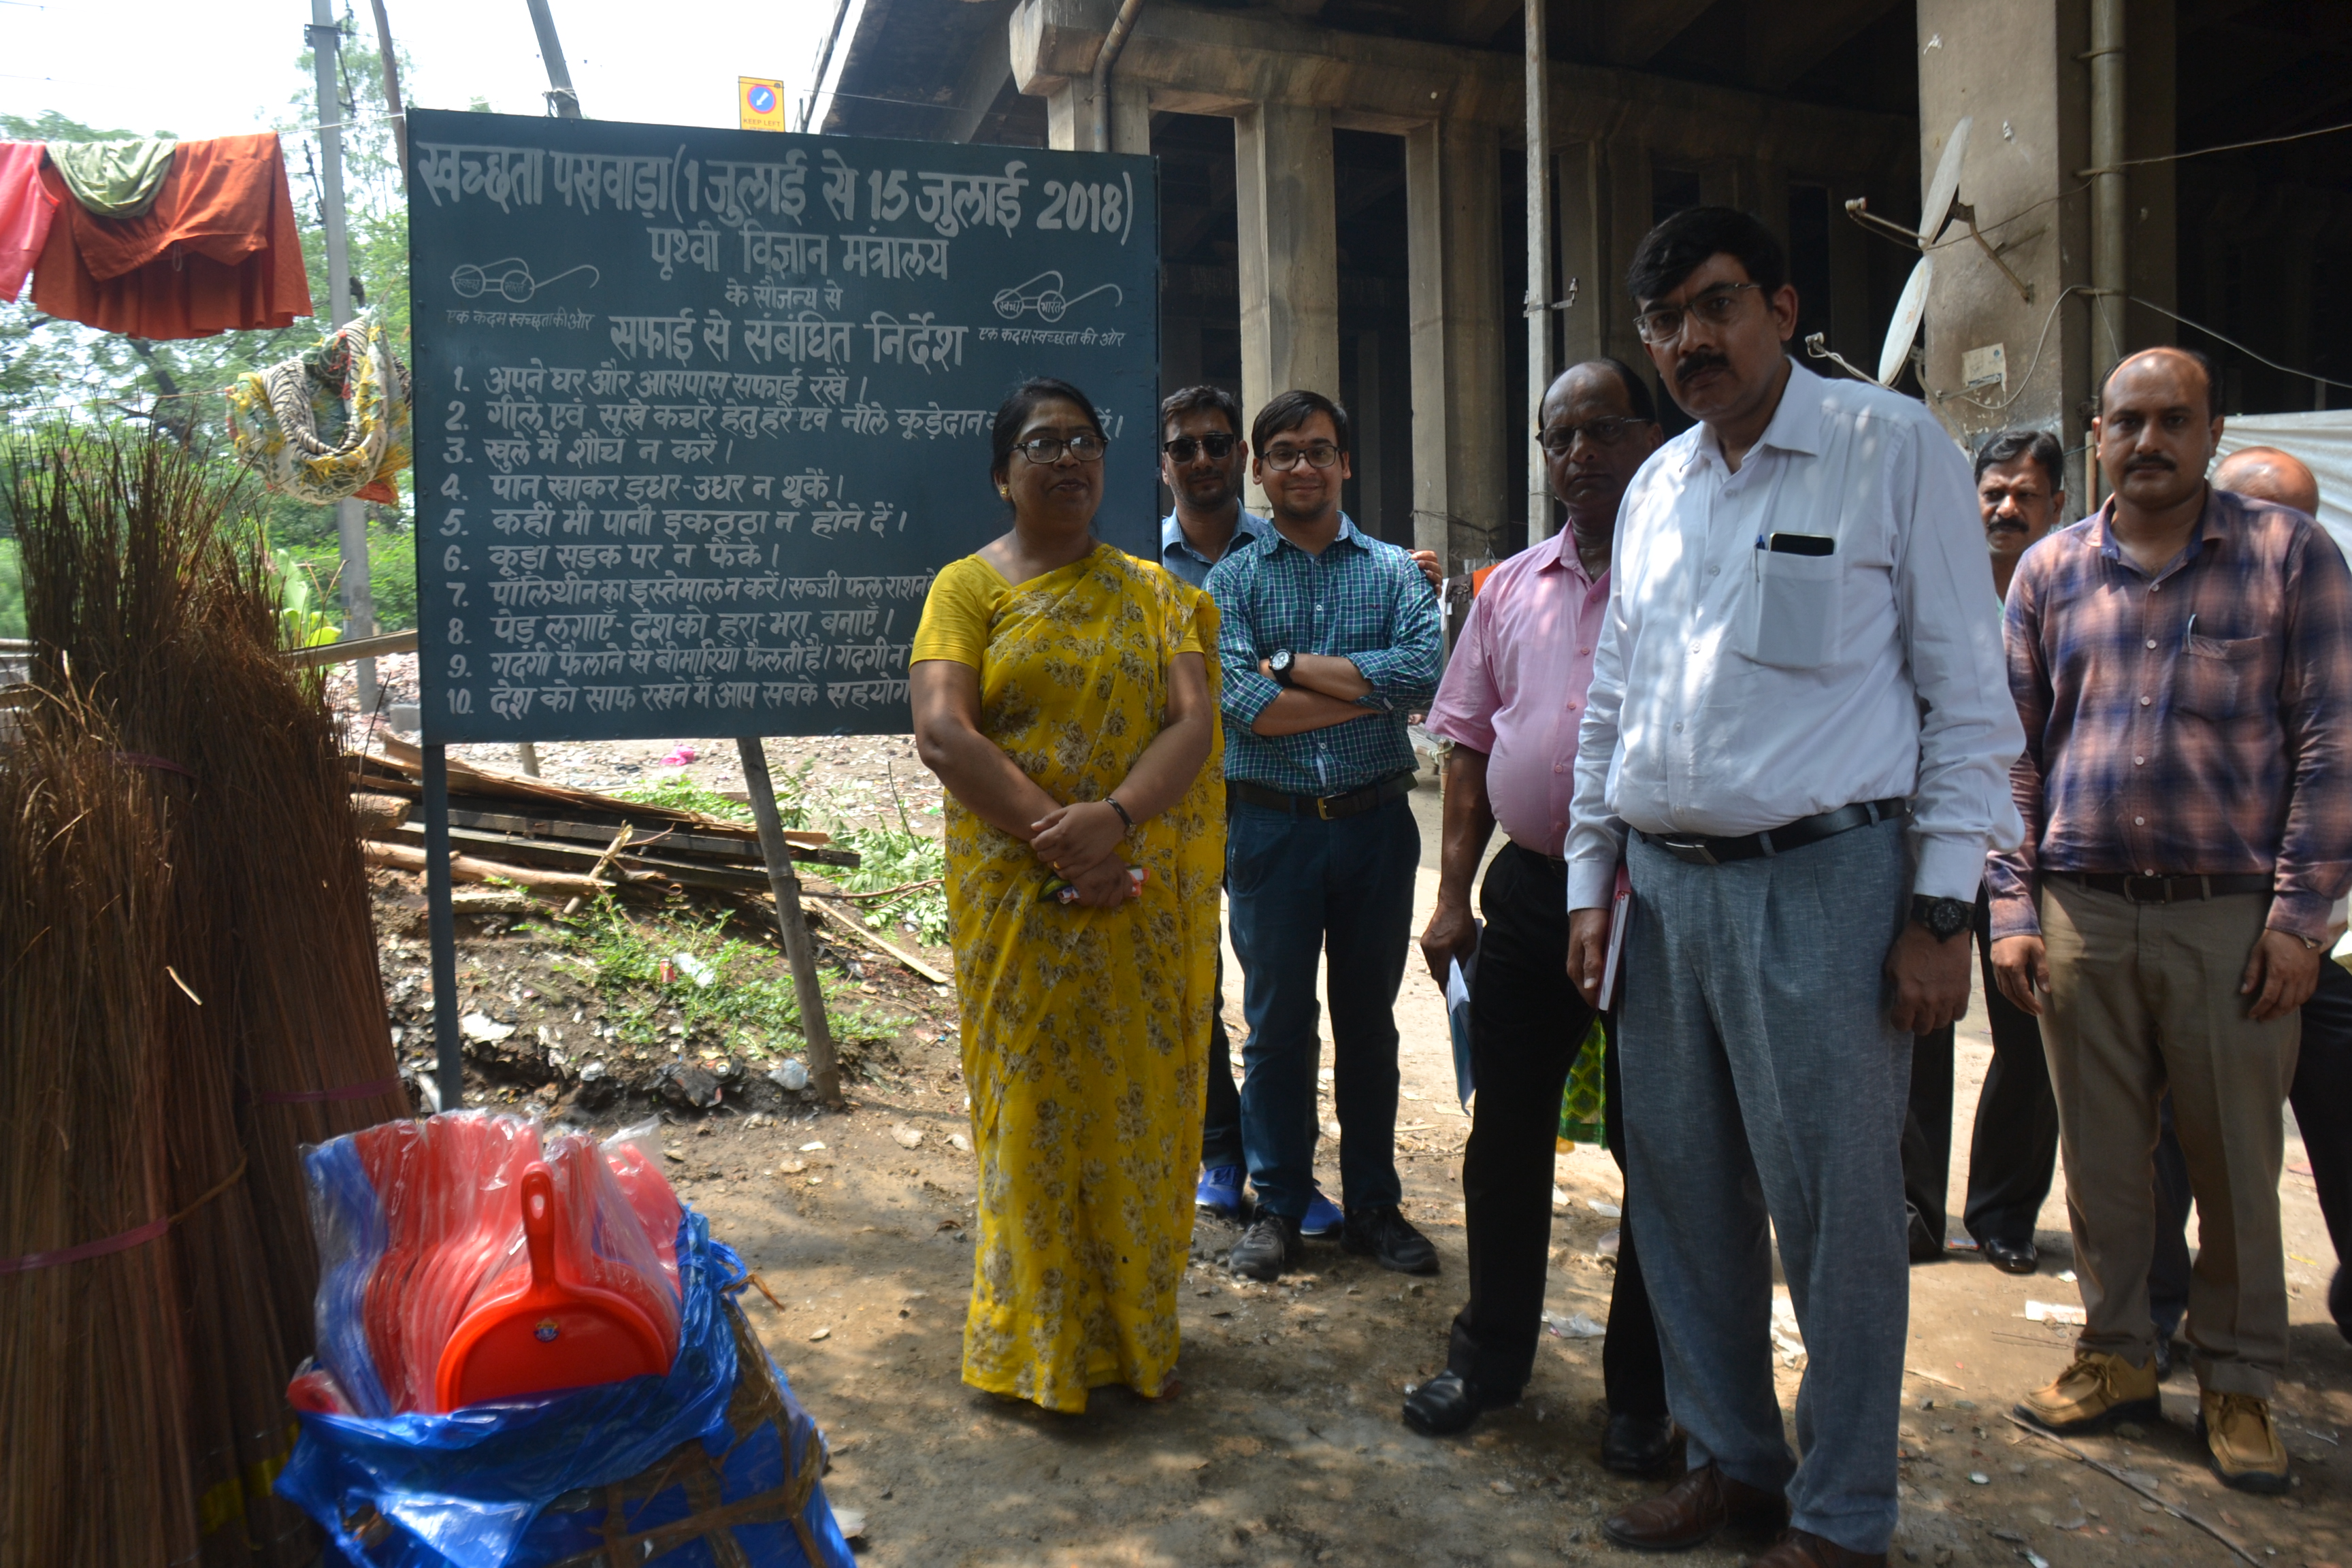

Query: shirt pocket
1740 547 1842 670
2175 633 2266 720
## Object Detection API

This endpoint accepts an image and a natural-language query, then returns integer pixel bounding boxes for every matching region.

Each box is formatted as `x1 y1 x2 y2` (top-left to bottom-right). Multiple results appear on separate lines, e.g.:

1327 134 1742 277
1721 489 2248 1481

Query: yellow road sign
738 77 787 132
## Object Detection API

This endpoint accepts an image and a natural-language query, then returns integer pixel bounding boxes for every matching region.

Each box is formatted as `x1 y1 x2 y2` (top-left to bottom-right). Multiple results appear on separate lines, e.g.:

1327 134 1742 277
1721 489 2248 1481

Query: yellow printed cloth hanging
227 310 411 504
1556 1015 1607 1151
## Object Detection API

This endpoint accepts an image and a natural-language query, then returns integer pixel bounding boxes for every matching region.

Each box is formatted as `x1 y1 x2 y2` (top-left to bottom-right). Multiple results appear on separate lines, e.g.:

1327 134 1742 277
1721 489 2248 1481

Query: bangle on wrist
1105 796 1135 831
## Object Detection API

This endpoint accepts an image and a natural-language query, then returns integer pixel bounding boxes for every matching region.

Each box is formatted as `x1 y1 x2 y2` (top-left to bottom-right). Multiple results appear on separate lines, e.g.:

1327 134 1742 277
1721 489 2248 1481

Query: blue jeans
1226 793 1420 1222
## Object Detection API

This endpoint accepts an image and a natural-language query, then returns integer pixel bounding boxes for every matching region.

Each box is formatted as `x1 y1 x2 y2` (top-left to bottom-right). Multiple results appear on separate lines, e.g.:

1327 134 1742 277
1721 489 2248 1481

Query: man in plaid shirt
1989 346 2352 1493
1209 388 1443 1283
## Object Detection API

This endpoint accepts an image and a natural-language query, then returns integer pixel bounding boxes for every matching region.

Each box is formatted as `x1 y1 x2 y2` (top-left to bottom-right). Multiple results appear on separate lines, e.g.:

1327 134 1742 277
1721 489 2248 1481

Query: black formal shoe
1342 1205 1439 1274
1908 1211 1946 1263
1229 1213 1301 1281
1402 1370 1514 1436
1602 1412 1684 1477
1982 1238 2039 1275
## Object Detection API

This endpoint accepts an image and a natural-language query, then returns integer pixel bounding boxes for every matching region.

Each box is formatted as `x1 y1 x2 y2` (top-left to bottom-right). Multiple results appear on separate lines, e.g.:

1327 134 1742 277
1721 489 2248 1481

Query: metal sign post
738 737 839 1102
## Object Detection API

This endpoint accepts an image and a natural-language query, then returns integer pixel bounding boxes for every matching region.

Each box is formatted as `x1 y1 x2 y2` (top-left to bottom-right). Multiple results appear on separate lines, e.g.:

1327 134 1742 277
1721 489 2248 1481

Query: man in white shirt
1564 207 2023 1568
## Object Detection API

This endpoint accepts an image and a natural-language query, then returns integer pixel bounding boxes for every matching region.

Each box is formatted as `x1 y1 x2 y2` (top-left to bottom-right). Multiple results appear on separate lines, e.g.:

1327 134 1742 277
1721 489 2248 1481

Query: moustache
2125 455 2176 472
1674 350 1731 388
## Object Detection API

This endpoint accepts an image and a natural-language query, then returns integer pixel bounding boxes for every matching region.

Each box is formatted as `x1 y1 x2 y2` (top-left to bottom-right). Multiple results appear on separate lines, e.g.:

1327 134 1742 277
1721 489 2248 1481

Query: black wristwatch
1910 895 1972 943
1268 649 1296 687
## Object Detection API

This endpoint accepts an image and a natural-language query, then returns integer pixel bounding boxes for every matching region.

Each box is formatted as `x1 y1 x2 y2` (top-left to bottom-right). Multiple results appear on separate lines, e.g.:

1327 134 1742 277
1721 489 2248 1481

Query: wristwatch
1910 895 1972 943
1268 649 1296 687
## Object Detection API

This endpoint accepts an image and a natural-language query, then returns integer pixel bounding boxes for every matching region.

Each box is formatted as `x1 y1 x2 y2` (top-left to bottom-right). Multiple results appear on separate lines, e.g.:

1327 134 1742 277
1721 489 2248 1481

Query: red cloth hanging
0 141 58 303
30 133 312 338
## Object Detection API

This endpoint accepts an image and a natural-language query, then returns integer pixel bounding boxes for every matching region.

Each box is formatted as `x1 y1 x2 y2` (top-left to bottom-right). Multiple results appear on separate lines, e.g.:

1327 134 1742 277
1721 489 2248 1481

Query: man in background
1404 359 1673 1474
1211 390 1443 1284
1992 349 2352 1493
2142 441 2350 1352
1903 429 2068 1276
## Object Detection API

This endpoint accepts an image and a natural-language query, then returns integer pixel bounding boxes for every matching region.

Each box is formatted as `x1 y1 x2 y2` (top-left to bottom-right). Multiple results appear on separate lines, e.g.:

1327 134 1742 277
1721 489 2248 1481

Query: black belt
1639 798 1910 867
1228 770 1415 821
2052 871 2272 904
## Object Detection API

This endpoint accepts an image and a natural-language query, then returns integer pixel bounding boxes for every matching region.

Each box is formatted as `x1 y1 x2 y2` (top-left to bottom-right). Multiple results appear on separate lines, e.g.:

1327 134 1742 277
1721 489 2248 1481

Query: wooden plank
808 898 952 986
375 819 821 892
364 736 831 847
363 838 610 895
284 628 421 668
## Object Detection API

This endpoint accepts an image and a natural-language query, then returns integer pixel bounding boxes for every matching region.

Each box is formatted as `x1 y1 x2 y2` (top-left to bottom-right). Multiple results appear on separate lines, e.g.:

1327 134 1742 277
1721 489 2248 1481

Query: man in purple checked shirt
1991 347 2352 1494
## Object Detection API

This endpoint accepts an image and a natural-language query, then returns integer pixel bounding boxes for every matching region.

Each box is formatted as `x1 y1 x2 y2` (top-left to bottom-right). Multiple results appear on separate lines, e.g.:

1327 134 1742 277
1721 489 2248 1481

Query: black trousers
1202 944 1243 1169
1903 887 2061 1249
1443 844 1667 1414
2151 953 2352 1339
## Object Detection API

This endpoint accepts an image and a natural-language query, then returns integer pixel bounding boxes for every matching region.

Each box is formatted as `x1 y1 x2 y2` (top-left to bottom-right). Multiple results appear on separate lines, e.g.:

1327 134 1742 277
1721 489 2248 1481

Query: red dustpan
433 1163 669 1410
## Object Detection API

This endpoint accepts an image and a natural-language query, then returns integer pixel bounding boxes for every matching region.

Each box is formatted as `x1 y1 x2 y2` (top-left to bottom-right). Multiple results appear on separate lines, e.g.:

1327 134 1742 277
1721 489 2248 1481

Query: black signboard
406 109 1160 744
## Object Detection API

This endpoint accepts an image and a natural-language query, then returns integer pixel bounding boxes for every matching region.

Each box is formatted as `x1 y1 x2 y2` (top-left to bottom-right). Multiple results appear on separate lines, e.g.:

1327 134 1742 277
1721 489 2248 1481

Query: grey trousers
1622 817 1912 1554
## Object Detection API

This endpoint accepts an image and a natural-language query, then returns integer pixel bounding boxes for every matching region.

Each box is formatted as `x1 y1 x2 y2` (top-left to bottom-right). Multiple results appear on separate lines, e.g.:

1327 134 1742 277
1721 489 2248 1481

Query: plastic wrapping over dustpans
434 1162 668 1409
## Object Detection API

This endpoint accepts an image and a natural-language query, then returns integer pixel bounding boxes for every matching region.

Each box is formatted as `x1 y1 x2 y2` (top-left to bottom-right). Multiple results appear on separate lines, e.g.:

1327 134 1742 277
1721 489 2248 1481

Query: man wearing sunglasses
1564 207 2023 1568
1210 388 1444 1284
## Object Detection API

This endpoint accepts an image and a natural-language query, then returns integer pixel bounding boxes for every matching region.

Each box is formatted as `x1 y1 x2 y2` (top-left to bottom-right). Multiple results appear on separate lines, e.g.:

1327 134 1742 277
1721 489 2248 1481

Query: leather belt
1638 798 1910 867
2053 871 2272 904
1228 770 1416 821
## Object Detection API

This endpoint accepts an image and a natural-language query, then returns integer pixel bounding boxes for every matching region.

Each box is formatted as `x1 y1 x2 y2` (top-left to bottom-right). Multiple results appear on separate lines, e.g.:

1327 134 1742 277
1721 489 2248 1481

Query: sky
1 0 847 140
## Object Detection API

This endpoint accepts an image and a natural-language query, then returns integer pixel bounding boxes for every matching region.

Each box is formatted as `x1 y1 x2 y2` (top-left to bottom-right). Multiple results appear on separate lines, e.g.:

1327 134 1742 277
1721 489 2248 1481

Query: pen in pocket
2183 612 2197 651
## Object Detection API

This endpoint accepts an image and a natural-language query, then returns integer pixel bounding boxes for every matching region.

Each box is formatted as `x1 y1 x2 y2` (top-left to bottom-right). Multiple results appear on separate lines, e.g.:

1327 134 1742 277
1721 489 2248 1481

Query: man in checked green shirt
1207 389 1445 1283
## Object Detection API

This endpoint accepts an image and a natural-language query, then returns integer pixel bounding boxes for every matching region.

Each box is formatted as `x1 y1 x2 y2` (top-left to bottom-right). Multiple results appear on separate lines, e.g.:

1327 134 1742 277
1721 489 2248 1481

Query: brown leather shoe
1750 1529 1889 1568
1603 1463 1790 1552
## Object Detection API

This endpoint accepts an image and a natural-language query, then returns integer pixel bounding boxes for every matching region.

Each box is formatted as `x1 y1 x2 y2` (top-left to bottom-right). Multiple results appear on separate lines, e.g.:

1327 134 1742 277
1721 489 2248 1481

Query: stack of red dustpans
299 1111 685 1415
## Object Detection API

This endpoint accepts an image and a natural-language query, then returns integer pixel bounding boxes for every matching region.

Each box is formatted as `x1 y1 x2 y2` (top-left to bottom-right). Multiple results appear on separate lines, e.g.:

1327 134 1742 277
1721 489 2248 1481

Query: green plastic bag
1556 1016 1607 1150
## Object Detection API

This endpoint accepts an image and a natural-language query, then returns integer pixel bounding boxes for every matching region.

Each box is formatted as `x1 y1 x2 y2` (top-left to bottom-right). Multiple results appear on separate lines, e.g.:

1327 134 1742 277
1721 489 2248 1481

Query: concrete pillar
1043 78 1150 152
1916 0 2096 499
1234 101 1339 510
1601 138 1655 372
1355 329 1386 534
1407 118 1507 568
1556 141 1605 374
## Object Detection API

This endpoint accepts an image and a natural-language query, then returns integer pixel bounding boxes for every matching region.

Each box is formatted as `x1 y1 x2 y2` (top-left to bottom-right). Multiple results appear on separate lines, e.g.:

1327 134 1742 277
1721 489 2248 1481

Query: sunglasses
1162 433 1239 463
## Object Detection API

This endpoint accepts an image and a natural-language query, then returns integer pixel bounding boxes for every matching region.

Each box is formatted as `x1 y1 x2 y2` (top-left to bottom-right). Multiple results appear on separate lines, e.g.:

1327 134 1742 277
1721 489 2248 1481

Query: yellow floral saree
910 544 1226 1411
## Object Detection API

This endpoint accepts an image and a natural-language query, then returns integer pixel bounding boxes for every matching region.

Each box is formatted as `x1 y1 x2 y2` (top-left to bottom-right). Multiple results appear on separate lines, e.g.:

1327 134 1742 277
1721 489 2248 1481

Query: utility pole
2087 0 2126 509
368 0 408 169
1524 0 1554 542
308 0 376 713
523 0 583 117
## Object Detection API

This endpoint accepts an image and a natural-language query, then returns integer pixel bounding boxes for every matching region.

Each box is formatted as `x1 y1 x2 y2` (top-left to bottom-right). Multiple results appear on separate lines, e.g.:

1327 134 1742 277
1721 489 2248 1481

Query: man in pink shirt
1403 359 1671 1470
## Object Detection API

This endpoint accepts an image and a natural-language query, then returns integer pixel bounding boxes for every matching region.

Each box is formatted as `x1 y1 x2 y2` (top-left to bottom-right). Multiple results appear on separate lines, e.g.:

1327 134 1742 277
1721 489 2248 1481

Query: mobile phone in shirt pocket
1742 536 1842 670
2177 632 2265 719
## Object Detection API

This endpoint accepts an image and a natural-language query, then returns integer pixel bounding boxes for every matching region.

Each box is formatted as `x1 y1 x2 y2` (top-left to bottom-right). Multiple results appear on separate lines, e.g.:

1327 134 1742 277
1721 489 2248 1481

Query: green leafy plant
824 762 948 946
614 756 816 829
544 899 907 1066
269 544 342 649
0 538 21 639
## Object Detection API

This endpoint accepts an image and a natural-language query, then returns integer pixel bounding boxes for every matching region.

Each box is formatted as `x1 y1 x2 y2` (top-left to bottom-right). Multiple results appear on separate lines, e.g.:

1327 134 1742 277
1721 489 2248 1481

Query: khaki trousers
2039 880 2299 1395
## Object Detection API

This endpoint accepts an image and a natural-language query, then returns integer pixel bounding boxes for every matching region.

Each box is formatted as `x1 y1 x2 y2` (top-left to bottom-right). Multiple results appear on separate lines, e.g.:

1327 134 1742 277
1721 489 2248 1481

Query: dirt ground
359 715 2351 1568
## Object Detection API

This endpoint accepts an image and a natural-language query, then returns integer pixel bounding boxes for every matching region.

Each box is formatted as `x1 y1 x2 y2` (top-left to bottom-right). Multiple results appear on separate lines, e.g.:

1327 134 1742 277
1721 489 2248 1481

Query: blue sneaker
1300 1183 1343 1239
1196 1164 1249 1220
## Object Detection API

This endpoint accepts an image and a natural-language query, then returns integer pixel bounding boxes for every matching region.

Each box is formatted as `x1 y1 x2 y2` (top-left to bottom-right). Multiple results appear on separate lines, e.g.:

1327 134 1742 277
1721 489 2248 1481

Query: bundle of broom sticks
1 427 408 1565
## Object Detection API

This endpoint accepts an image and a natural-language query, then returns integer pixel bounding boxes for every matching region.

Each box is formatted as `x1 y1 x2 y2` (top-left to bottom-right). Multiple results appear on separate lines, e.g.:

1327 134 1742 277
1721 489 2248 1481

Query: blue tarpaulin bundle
276 1213 855 1568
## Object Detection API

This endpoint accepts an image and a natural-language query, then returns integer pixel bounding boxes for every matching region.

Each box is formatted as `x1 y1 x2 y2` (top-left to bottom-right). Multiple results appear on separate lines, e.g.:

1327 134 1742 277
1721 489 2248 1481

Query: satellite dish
1880 253 1933 387
1920 116 1971 245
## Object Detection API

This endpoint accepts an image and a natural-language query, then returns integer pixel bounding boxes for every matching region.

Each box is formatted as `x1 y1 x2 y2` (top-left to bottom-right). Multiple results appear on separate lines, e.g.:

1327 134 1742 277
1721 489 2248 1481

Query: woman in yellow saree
909 378 1225 1413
